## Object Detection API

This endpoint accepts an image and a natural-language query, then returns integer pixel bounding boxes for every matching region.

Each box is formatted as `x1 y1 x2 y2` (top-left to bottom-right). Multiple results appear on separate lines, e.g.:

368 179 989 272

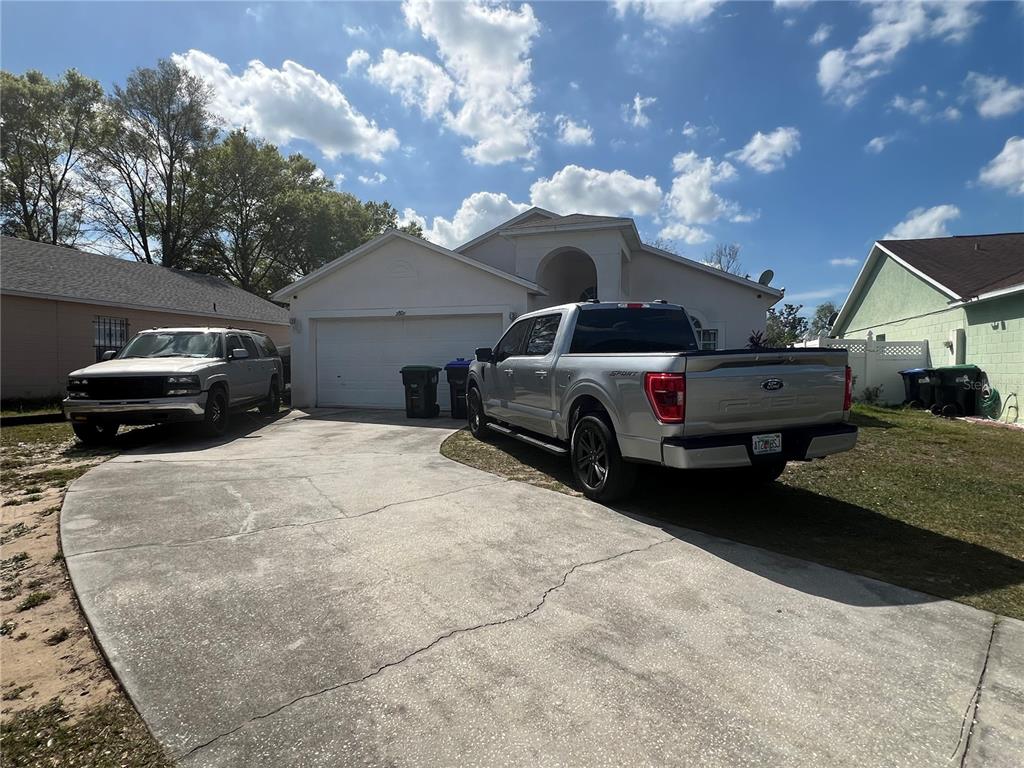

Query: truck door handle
503 369 514 376
534 370 548 377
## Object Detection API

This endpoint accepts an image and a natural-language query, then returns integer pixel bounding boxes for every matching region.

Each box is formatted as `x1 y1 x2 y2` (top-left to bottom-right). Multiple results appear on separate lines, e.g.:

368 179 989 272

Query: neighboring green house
832 232 1024 418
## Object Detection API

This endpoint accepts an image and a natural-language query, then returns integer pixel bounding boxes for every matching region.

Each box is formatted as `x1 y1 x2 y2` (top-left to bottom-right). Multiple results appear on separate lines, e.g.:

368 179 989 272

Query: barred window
94 316 129 361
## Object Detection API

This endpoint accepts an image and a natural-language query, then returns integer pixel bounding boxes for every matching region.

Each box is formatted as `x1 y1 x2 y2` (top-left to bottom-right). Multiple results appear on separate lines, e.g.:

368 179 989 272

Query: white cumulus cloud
728 126 801 173
884 204 961 239
612 0 723 28
830 257 861 267
817 2 980 107
809 24 832 46
865 135 895 154
346 49 370 75
978 136 1024 195
172 49 398 162
965 72 1024 119
417 191 532 247
624 93 657 127
358 172 387 185
529 165 662 217
554 115 594 146
659 151 748 243
366 49 455 119
889 91 961 122
390 0 540 165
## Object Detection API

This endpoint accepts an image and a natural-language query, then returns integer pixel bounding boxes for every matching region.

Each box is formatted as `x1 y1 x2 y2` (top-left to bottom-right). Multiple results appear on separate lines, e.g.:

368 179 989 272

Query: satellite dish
827 311 839 328
757 269 774 286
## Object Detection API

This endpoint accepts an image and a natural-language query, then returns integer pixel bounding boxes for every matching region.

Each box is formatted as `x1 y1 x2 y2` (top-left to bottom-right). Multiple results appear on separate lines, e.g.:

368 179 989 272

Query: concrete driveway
62 410 1022 767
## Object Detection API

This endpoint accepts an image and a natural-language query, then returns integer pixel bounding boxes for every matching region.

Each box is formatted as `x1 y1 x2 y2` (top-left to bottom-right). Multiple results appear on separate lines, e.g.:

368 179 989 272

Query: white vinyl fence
792 337 929 405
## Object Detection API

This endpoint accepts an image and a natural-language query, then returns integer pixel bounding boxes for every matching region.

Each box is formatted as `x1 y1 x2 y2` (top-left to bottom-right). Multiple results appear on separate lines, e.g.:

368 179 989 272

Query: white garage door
315 314 503 408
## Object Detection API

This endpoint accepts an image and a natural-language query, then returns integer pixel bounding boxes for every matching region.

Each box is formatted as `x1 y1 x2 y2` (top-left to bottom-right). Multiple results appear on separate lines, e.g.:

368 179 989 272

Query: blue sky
3 1 1022 309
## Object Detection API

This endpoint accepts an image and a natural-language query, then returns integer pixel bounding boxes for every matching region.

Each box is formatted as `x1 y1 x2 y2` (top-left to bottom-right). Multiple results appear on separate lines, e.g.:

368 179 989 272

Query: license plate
752 433 782 455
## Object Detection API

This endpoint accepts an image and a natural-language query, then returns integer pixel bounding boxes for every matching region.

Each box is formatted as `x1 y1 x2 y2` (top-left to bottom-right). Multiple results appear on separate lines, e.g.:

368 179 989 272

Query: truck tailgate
683 349 848 436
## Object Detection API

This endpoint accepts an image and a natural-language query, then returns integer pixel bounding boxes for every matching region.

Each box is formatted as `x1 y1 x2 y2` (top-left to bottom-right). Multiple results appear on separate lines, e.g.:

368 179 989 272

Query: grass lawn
441 405 1024 620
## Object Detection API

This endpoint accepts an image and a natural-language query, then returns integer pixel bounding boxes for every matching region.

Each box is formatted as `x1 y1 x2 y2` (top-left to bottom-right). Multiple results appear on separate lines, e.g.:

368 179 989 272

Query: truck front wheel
71 421 119 446
467 387 491 441
571 415 636 503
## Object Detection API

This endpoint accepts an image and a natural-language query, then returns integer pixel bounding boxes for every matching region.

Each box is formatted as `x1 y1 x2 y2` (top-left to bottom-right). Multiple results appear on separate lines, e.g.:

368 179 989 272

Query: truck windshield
569 308 699 354
118 332 222 359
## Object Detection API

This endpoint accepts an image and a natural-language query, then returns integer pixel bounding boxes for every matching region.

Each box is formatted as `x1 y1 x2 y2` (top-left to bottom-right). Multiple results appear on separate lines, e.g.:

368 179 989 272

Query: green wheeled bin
400 365 441 418
931 365 982 417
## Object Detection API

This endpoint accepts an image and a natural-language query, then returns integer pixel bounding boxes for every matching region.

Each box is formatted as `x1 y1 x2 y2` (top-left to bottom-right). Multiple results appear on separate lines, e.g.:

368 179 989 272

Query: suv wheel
467 387 491 440
259 377 281 416
72 421 119 446
203 388 229 437
571 414 636 503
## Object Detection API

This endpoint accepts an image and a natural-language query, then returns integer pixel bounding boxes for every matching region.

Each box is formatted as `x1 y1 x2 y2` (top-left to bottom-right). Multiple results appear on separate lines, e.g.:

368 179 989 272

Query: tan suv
63 327 284 444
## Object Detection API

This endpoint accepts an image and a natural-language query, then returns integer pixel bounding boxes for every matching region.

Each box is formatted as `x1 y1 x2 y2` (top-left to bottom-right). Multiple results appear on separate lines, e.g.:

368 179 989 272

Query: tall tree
362 200 423 239
809 301 838 337
705 242 744 276
764 303 809 346
84 59 218 268
1 69 102 244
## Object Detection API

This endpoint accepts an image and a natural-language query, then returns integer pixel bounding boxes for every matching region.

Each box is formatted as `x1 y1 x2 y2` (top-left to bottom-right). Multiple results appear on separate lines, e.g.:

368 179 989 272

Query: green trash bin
932 365 982 417
400 365 441 418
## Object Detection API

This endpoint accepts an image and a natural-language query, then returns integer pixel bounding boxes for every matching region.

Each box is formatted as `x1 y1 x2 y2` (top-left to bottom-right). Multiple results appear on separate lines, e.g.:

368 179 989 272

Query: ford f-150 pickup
466 301 857 501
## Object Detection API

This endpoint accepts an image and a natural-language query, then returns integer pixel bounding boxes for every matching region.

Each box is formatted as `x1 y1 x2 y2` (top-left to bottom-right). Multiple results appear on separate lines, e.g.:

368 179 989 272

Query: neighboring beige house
1 237 290 401
273 208 784 409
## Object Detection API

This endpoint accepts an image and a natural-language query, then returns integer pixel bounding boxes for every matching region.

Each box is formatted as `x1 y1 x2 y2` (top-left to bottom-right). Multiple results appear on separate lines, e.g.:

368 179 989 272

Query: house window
94 316 129 361
689 316 719 351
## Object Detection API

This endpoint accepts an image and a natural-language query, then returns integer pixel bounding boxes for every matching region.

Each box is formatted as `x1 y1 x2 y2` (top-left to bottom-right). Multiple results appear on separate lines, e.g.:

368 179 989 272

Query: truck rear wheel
571 414 636 503
742 459 787 484
71 421 119 446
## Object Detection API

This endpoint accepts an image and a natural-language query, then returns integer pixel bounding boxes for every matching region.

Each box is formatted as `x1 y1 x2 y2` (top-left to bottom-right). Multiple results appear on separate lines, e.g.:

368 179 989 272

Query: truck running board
486 423 568 456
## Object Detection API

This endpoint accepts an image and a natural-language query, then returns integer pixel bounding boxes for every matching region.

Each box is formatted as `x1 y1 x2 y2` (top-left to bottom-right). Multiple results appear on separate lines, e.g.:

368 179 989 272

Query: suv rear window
569 308 699 354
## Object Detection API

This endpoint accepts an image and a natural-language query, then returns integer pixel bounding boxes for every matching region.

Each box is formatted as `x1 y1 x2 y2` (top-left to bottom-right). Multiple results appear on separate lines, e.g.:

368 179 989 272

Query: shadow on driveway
442 426 1024 613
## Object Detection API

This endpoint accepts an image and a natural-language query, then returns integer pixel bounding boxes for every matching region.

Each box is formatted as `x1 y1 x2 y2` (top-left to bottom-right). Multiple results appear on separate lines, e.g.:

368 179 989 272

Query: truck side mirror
101 350 117 361
475 347 494 363
230 348 249 360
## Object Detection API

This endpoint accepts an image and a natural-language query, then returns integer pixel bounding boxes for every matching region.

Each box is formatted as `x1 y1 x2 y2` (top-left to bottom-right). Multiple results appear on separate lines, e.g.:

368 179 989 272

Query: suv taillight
843 365 853 412
645 372 685 423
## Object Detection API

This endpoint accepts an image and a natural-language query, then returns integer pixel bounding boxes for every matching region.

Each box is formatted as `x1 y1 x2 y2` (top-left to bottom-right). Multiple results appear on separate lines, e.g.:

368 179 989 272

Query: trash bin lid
400 365 441 373
445 358 471 369
899 368 928 375
936 364 981 371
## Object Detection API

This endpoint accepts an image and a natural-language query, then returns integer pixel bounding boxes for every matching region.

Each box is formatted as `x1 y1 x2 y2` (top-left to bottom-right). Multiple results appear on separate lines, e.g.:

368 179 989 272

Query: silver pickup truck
64 327 283 444
467 301 857 501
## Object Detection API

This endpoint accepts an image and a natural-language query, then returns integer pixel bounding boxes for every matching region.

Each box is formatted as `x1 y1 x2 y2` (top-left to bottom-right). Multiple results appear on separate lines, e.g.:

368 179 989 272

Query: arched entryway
535 248 598 307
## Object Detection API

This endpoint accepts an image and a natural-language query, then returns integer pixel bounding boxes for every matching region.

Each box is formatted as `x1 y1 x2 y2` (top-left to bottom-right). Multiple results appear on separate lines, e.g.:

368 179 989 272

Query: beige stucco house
1 237 289 401
273 208 784 409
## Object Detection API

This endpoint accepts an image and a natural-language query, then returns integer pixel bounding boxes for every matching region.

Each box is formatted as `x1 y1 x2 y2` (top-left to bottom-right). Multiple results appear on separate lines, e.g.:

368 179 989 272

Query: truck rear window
569 308 699 354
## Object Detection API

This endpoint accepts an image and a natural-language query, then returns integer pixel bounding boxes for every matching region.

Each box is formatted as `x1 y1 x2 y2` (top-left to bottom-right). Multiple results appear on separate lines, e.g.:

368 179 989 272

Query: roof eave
638 243 784 299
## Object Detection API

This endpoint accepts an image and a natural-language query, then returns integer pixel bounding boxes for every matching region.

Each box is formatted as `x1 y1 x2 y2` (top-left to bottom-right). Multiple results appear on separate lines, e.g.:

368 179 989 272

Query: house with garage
1 236 289 401
831 232 1024 414
273 208 783 410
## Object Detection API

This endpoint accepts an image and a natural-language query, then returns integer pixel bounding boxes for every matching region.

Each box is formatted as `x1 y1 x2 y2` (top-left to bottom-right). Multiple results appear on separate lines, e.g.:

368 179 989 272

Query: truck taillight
843 365 853 412
645 372 685 423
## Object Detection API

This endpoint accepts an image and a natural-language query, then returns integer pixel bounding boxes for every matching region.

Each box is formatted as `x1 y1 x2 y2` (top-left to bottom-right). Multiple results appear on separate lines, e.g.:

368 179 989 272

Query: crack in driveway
64 479 505 559
176 537 675 761
950 615 999 766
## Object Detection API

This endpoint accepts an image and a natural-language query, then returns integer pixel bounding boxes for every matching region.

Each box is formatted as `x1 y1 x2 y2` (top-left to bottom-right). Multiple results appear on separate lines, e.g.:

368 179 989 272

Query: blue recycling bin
444 358 472 419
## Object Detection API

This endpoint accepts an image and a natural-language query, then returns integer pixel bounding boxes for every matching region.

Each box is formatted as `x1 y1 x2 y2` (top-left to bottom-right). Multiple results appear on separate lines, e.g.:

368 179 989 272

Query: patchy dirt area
1 421 171 767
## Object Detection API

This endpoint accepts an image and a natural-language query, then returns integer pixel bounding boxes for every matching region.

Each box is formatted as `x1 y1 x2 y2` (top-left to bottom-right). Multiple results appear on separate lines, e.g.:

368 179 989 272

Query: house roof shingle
0 237 288 325
877 232 1024 299
503 213 630 230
